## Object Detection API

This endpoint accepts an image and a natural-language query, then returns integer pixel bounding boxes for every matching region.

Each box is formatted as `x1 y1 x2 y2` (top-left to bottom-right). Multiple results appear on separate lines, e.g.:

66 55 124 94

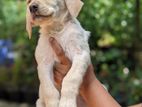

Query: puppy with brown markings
26 0 91 107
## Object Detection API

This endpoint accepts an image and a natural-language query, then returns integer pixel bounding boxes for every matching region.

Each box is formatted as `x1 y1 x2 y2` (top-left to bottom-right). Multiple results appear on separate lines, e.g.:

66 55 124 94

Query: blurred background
0 0 141 106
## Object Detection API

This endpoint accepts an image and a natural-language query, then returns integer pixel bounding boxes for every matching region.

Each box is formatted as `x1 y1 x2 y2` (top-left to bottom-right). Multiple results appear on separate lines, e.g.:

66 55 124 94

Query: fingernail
49 37 54 42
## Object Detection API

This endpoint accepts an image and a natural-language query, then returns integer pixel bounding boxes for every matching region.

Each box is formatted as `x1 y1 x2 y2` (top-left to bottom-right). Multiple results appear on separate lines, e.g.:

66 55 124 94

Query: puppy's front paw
45 100 59 107
44 89 60 107
59 97 76 107
36 99 45 107
45 96 59 107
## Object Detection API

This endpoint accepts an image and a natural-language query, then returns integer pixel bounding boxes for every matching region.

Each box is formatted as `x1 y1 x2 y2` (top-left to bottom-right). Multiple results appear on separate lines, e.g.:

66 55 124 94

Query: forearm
49 38 121 107
81 78 121 107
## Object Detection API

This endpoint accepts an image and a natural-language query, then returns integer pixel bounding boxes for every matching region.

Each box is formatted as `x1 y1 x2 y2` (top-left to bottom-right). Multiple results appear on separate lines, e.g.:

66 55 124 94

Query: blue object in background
0 39 14 66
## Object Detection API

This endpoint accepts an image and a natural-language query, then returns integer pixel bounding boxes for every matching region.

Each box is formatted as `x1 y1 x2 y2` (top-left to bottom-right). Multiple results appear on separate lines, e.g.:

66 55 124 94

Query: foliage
0 0 142 106
79 0 142 105
0 0 39 89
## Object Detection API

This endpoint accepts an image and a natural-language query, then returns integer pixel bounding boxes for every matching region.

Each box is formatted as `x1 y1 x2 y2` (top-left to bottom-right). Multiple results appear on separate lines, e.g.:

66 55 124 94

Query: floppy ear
26 7 33 39
64 0 84 18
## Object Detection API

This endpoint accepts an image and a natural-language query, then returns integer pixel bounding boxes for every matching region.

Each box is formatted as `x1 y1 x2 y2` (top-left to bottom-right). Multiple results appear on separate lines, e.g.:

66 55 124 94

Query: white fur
35 19 90 107
26 0 90 107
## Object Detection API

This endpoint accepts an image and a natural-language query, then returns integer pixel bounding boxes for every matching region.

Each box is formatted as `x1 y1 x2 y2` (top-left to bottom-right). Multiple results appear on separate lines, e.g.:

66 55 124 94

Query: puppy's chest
35 21 90 65
35 35 71 65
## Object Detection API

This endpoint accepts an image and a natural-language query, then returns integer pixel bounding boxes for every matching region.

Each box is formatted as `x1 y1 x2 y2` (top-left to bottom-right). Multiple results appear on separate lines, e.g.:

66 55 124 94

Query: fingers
53 62 71 84
49 37 64 56
53 70 63 90
49 37 72 90
54 62 71 76
54 70 63 84
49 37 71 65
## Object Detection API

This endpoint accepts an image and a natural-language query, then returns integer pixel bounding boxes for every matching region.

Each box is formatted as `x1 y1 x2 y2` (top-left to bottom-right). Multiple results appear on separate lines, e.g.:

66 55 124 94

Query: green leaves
0 0 141 105
79 0 136 48
79 0 142 105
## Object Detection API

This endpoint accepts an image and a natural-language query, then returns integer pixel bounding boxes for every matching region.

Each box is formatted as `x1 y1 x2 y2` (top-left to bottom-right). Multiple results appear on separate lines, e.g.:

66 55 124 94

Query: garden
0 0 141 106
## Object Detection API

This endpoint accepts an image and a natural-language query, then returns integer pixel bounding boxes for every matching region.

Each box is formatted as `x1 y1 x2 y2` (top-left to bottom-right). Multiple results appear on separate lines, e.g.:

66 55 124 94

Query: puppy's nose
29 4 38 13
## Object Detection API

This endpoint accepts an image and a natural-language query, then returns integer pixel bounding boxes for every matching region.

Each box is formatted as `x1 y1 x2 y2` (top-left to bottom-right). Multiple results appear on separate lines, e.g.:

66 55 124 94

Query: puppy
26 0 91 107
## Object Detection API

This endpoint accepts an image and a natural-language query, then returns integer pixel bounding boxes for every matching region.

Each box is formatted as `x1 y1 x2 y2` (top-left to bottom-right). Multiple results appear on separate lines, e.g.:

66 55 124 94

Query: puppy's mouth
31 13 52 20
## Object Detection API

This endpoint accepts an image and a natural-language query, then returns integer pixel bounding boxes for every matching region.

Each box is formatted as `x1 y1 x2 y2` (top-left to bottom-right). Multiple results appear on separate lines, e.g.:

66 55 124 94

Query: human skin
49 37 121 107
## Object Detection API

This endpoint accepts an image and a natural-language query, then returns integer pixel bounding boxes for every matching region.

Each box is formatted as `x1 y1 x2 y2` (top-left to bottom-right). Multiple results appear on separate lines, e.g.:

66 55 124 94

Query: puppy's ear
26 7 33 39
65 0 84 17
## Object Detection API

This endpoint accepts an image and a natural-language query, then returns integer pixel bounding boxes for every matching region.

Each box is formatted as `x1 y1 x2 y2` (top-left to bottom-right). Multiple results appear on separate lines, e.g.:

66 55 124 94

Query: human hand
49 37 96 93
49 37 121 107
49 37 71 90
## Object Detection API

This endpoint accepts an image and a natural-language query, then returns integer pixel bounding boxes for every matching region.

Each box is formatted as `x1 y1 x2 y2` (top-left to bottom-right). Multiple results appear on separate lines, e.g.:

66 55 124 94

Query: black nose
29 4 38 13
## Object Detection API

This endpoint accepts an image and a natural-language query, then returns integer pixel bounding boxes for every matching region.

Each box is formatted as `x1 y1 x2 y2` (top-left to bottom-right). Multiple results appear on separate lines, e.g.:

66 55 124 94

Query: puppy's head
26 0 83 38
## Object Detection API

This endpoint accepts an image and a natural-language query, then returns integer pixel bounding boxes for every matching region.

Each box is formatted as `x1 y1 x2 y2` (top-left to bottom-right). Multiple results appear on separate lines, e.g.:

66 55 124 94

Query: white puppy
26 0 91 107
